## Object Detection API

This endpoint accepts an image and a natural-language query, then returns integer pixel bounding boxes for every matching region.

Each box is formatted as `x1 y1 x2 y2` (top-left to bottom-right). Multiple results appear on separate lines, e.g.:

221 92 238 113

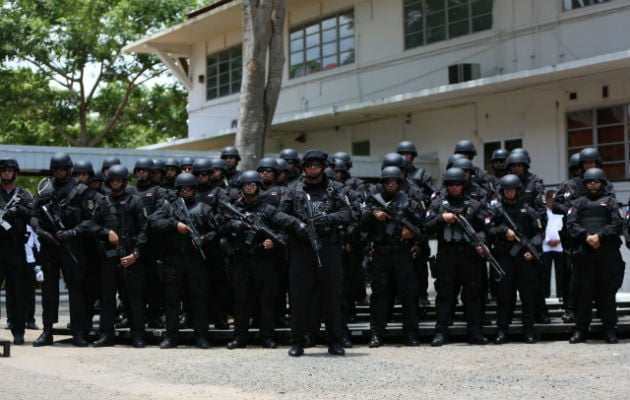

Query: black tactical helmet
499 174 522 190
578 147 602 165
209 158 228 174
220 146 241 161
239 170 263 186
446 153 466 169
276 158 290 173
174 172 197 189
134 158 154 172
73 160 94 175
279 148 300 163
152 159 166 173
442 167 467 185
107 165 129 181
582 167 607 184
301 150 328 164
381 152 405 170
179 157 194 168
101 157 121 171
164 158 180 170
510 148 531 163
333 151 353 168
396 140 418 157
325 167 335 179
454 140 477 156
333 159 348 172
192 158 212 174
568 153 581 170
90 170 105 183
50 152 73 170
491 149 509 161
380 166 403 182
505 152 530 168
452 157 474 172
257 157 279 173
2 158 20 172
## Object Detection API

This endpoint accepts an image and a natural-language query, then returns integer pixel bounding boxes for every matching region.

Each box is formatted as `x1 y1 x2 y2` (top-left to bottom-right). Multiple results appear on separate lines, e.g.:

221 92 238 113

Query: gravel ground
2 328 630 400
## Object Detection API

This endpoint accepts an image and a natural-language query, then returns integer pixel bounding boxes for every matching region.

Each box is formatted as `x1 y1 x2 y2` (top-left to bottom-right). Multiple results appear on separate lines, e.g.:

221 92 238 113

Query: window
352 140 370 156
563 0 613 11
567 105 629 181
289 11 355 79
206 47 242 101
483 139 522 172
404 0 493 50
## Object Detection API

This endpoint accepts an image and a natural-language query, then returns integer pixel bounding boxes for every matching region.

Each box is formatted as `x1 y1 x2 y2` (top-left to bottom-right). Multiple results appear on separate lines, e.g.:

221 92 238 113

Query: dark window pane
599 144 624 161
207 56 217 66
219 84 231 97
322 42 337 57
290 52 304 65
472 14 492 32
352 140 370 156
448 4 468 22
472 0 493 15
219 60 230 74
305 33 320 48
339 37 354 52
449 20 469 38
568 129 593 147
427 11 445 27
483 141 501 172
504 138 523 151
627 105 630 121
567 111 592 129
322 27 337 43
231 82 240 93
339 22 354 38
232 69 242 82
290 30 303 41
405 33 424 49
427 26 446 43
290 38 304 52
426 0 446 13
306 47 320 62
597 106 624 125
322 16 336 30
598 125 624 144
305 23 319 35
601 163 625 181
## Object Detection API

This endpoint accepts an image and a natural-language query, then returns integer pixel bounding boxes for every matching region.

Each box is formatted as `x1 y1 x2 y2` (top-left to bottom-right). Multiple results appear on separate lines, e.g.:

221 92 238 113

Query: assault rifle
445 205 506 281
219 201 286 246
0 191 21 231
366 193 422 238
172 198 206 260
41 205 79 264
303 194 323 268
494 206 543 264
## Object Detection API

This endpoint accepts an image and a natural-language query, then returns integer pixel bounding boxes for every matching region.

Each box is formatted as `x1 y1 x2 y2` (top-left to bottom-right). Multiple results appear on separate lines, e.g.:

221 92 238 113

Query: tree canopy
0 0 205 147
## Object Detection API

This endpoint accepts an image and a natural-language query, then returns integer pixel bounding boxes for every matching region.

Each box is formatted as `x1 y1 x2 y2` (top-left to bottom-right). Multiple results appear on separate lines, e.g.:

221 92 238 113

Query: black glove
38 231 59 246
314 214 331 227
56 229 77 242
294 221 309 239
4 206 18 218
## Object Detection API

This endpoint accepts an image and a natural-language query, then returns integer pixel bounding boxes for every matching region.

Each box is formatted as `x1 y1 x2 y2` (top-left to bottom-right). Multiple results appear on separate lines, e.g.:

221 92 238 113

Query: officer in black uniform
257 157 285 207
276 150 352 357
221 146 243 187
150 173 216 349
0 159 34 345
453 140 491 192
278 148 302 186
486 174 542 344
363 166 423 348
425 168 489 347
90 165 148 348
396 141 433 197
567 168 623 344
179 157 194 174
132 158 169 329
222 171 284 349
486 148 509 191
162 158 180 191
31 153 94 347
151 159 166 187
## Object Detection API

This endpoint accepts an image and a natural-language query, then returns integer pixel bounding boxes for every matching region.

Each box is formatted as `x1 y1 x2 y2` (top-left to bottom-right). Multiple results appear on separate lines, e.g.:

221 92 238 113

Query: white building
125 0 630 195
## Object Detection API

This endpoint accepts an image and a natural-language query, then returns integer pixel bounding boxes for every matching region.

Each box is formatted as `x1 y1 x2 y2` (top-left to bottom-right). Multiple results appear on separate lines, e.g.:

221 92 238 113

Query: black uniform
362 191 423 343
567 191 623 337
31 177 94 343
425 192 487 342
0 187 33 342
486 197 542 340
276 176 352 349
149 197 217 342
90 190 148 341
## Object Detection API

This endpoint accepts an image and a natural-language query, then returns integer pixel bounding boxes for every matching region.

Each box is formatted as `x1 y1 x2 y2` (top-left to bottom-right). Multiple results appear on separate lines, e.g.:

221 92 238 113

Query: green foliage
0 0 205 148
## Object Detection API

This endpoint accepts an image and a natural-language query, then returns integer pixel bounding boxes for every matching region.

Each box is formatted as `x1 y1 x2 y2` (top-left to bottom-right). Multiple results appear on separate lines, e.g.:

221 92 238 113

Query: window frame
288 10 355 80
206 46 243 101
562 0 613 12
403 0 493 50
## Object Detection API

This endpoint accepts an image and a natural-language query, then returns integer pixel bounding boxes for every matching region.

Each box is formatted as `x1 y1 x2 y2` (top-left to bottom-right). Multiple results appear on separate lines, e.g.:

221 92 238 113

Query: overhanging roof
142 49 630 151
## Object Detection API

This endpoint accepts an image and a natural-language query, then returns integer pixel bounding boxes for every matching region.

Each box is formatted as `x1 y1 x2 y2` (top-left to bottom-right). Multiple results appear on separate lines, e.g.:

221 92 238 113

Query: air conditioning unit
448 63 480 84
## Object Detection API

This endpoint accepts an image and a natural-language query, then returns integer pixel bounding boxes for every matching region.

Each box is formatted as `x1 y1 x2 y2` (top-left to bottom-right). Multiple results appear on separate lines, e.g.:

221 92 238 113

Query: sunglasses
193 172 210 177
178 186 194 192
257 167 275 173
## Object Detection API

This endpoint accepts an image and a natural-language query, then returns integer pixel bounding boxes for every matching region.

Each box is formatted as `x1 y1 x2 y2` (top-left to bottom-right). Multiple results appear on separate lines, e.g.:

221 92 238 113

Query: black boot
72 333 89 347
495 330 507 345
605 330 618 344
33 329 54 347
431 333 447 347
288 344 304 357
92 335 115 347
226 337 247 350
368 334 383 348
327 342 345 356
569 331 587 344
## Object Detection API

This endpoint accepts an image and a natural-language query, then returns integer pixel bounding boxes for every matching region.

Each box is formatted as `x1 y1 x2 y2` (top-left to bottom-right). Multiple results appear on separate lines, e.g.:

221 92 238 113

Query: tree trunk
235 0 287 171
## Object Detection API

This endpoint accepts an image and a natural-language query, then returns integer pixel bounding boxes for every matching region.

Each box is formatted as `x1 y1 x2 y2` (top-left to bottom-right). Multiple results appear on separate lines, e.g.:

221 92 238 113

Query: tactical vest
577 195 614 233
440 198 472 243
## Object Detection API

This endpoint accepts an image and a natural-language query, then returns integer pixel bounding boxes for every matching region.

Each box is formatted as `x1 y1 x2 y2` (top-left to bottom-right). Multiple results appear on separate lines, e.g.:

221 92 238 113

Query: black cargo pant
494 253 536 334
289 241 344 346
0 242 26 339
